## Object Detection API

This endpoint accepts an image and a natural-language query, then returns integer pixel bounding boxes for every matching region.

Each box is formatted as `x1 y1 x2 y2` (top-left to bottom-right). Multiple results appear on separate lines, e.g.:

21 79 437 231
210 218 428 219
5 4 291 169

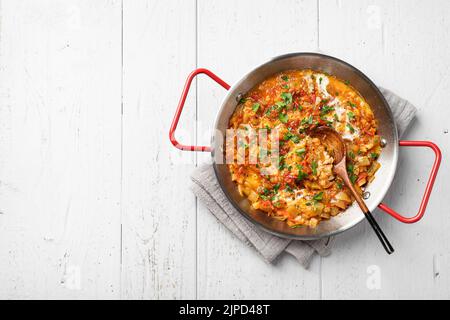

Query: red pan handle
169 68 230 152
378 140 442 223
171 71 442 224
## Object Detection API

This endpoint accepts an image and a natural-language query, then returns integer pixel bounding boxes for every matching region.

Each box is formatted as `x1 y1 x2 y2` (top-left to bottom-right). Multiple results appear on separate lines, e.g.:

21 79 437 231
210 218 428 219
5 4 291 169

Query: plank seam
120 0 124 299
317 0 320 51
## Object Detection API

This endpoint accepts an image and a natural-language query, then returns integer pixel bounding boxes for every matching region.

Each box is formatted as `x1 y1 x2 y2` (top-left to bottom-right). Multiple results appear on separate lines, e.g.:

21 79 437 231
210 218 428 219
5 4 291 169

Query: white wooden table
0 0 449 299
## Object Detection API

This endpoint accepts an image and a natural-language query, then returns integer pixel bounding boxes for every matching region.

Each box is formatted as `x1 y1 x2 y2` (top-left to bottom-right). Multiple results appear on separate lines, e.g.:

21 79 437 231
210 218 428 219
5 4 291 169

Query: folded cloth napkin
190 88 417 268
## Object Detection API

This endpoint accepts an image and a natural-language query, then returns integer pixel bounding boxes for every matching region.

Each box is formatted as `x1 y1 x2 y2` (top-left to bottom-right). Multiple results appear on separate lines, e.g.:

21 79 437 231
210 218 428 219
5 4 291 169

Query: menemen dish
228 70 382 228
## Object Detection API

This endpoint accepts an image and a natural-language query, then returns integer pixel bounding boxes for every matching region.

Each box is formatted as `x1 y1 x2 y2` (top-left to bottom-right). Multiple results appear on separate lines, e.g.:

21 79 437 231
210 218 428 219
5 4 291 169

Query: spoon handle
335 164 394 255
363 209 395 255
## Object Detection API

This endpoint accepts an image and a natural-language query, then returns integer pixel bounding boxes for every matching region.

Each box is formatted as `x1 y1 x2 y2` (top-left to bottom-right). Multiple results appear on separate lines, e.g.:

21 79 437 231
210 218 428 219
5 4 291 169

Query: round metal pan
170 52 442 240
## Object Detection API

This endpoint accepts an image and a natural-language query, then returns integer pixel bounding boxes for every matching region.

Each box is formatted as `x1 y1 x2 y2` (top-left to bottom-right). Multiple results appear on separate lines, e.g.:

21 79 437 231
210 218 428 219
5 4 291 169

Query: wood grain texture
0 0 122 299
121 0 197 299
196 0 321 299
319 0 450 299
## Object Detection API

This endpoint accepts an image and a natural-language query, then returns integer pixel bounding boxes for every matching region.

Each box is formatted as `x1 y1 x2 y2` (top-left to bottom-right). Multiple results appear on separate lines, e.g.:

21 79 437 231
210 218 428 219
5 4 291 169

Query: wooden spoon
311 126 394 254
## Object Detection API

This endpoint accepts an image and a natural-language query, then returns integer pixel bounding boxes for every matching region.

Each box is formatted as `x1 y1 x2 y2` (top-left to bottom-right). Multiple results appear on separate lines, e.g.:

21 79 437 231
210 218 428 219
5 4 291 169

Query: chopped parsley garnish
273 183 281 193
282 84 289 89
347 111 355 121
344 80 350 85
319 77 323 84
301 115 314 125
266 105 280 115
295 148 306 157
252 103 260 112
347 164 357 184
311 160 318 175
273 200 283 208
281 92 293 104
347 101 356 108
313 191 324 202
346 123 355 133
348 151 355 159
278 156 287 170
275 101 286 109
282 132 291 140
279 113 289 124
296 165 308 182
239 97 247 104
260 183 284 200
320 105 334 116
283 131 300 143
347 163 354 173
281 75 289 81
297 172 308 182
336 180 343 189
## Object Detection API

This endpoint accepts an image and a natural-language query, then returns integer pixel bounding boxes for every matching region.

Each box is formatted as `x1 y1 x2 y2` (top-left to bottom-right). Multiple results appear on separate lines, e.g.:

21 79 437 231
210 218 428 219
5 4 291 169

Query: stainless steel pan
170 53 442 240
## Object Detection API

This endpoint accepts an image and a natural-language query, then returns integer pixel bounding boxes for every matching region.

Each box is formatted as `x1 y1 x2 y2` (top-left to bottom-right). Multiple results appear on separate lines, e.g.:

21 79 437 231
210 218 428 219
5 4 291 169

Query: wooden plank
121 0 197 299
196 0 321 299
0 0 122 298
1 0 447 300
319 0 450 299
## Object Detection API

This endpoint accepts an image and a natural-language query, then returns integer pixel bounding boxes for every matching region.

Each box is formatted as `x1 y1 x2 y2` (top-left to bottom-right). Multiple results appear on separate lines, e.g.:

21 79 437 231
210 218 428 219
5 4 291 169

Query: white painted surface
121 0 197 299
196 0 321 300
0 0 122 299
0 0 448 299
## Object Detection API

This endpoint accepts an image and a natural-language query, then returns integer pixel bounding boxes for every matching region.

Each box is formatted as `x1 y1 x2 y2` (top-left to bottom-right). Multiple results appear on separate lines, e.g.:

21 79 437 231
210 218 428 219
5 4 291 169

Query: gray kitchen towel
190 88 416 268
